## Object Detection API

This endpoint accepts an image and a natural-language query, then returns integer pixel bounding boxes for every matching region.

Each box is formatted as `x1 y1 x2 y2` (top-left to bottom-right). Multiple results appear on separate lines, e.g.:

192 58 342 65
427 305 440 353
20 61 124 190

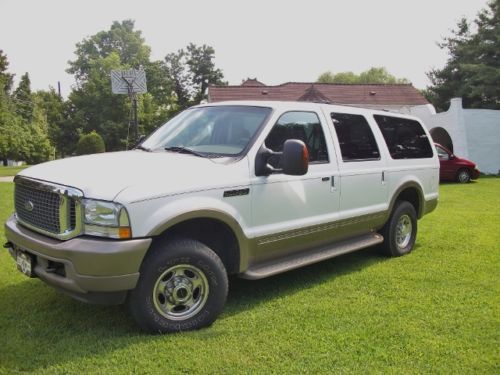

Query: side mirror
282 139 309 176
449 154 455 160
255 139 309 176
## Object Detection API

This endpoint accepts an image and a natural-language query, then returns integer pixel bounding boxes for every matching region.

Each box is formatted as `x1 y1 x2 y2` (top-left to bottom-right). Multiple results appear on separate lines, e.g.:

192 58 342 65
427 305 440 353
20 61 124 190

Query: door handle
322 177 330 182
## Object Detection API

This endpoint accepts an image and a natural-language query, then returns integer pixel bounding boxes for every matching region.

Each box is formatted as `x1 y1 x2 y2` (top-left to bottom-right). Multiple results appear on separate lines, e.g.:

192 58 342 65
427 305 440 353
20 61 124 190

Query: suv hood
18 151 249 202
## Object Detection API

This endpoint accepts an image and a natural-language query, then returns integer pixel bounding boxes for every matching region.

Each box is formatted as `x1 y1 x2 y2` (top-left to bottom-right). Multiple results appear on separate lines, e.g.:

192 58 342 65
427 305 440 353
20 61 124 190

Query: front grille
15 184 61 233
14 177 83 240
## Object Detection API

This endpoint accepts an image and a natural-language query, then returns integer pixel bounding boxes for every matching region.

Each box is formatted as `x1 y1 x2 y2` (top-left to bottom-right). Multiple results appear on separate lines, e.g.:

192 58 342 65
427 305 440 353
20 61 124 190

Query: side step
241 232 384 280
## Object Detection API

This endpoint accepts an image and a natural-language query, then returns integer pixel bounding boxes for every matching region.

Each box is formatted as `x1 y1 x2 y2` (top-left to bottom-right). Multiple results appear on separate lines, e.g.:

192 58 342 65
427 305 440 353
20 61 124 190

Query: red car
435 143 480 183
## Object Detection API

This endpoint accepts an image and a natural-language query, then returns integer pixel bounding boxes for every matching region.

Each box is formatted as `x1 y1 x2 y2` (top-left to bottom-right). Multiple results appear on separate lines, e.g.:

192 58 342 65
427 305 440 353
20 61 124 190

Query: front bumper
4 214 152 304
472 168 480 180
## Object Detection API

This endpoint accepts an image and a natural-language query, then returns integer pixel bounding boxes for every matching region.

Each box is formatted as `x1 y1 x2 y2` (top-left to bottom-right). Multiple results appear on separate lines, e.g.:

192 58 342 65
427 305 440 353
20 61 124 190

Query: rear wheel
456 168 471 183
128 238 228 333
380 201 417 257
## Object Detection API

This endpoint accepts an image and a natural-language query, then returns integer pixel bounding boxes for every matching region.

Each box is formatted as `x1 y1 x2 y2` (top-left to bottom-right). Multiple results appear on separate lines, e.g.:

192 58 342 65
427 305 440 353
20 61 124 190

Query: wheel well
153 218 240 275
396 187 421 218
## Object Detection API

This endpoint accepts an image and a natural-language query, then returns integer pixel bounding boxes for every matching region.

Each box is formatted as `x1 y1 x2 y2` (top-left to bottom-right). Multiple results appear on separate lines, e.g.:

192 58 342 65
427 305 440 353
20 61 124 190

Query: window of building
330 113 380 162
374 115 433 159
265 111 328 168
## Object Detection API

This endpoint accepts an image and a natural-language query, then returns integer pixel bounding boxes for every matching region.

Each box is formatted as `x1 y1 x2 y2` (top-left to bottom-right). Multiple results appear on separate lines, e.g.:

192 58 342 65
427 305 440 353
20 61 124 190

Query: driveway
0 176 14 182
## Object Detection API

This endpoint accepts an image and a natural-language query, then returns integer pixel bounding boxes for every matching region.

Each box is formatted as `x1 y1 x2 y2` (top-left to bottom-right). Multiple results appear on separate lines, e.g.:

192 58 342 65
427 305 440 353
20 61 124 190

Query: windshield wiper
135 145 151 152
164 146 205 158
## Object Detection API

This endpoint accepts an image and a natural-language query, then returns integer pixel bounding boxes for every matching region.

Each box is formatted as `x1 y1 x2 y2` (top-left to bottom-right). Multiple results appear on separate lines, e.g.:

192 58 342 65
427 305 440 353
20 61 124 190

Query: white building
402 98 500 175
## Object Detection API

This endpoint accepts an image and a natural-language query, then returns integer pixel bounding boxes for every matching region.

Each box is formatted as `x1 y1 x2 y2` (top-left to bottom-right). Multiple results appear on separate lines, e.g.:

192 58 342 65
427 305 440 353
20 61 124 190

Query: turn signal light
119 227 132 239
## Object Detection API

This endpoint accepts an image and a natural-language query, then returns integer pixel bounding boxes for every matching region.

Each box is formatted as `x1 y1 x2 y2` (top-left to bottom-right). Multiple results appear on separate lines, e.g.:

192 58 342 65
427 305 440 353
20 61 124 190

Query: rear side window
374 115 433 159
331 113 380 162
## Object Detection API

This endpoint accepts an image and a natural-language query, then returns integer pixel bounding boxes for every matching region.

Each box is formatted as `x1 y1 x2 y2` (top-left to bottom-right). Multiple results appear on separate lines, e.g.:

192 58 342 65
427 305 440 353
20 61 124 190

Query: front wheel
380 201 417 257
456 169 471 183
128 238 228 333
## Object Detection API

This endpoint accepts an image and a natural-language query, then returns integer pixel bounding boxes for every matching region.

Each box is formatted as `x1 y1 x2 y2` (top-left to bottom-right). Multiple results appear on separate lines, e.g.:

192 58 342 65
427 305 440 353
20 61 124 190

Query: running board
241 232 384 280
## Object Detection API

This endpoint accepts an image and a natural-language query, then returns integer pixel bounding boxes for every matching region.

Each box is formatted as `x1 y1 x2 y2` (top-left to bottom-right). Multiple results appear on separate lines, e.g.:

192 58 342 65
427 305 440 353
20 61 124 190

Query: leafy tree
0 54 52 164
317 67 410 84
35 88 78 158
75 131 105 155
0 49 14 94
67 20 175 151
426 1 499 110
25 96 53 163
68 20 151 84
186 43 225 103
12 73 34 122
164 43 226 109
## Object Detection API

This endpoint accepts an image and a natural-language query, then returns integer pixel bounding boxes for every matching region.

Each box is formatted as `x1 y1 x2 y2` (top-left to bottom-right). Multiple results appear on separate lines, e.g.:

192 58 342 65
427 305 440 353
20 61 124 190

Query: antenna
111 69 147 147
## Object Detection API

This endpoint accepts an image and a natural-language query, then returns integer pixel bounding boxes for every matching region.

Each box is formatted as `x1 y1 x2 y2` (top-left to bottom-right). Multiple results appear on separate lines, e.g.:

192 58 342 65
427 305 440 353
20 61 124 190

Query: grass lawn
0 180 498 374
0 165 28 177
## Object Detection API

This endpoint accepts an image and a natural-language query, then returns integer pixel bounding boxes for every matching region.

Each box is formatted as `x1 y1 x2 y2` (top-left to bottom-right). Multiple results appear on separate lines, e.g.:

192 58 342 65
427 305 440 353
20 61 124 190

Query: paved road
0 176 14 182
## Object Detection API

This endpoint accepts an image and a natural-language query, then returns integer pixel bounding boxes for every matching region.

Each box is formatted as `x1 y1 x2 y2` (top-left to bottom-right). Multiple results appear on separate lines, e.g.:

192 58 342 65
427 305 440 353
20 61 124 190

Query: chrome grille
14 177 83 240
15 184 61 233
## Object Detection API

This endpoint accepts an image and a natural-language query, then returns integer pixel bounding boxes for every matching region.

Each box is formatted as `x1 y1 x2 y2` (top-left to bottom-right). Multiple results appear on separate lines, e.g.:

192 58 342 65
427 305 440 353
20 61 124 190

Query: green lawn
0 165 28 177
0 180 498 374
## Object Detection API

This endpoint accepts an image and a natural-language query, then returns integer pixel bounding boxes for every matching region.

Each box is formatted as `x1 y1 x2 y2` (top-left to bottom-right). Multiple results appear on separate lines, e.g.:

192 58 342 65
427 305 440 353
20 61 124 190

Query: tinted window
265 111 328 168
331 113 380 161
374 115 433 159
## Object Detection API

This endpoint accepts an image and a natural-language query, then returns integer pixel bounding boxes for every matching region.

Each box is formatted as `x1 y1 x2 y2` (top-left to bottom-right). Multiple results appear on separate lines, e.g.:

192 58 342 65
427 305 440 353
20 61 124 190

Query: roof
208 81 429 106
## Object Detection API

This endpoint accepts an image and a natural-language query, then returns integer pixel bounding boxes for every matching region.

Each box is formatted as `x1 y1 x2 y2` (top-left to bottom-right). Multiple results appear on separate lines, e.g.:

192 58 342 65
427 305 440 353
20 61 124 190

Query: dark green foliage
0 49 14 94
66 20 177 151
12 73 33 122
164 43 226 110
75 131 105 155
317 67 410 84
0 59 52 164
426 1 500 110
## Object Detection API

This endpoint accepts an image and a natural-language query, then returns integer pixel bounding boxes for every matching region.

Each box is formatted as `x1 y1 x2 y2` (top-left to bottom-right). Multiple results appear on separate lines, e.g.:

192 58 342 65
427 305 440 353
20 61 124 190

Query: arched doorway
430 127 454 153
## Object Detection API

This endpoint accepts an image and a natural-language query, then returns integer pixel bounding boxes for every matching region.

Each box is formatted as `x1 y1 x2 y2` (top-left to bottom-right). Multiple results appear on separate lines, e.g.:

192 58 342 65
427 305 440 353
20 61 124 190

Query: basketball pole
132 93 138 144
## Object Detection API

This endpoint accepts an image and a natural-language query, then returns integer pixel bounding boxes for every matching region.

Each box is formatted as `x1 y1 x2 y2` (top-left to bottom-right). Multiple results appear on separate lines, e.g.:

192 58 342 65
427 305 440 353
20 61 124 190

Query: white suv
5 101 439 333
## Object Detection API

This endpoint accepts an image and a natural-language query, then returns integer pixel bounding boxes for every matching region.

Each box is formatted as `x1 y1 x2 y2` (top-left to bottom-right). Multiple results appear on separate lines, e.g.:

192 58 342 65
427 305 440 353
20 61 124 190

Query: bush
75 131 105 155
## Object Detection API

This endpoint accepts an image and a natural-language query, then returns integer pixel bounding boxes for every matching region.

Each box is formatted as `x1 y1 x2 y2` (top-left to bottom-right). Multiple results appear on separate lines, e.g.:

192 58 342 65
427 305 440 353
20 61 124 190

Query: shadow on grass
0 246 387 372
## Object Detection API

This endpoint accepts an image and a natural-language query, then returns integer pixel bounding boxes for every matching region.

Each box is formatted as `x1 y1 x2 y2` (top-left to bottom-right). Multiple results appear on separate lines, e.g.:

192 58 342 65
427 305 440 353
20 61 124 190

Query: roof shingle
208 81 429 106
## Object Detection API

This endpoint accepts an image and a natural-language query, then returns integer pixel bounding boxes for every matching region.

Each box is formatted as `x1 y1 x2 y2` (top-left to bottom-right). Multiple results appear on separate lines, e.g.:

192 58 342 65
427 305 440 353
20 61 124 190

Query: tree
35 88 78 158
186 43 225 103
13 73 34 122
0 49 14 94
317 67 410 84
164 43 226 110
76 131 105 155
67 20 175 151
426 1 500 110
68 20 151 85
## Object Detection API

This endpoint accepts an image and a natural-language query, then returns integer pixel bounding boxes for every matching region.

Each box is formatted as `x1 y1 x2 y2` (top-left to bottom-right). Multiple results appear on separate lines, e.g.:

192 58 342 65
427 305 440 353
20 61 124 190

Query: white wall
464 109 500 175
402 98 500 174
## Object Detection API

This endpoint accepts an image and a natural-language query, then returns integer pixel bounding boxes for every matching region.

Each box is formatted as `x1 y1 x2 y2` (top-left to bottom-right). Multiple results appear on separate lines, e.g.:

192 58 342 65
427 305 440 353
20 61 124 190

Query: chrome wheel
396 214 412 249
457 169 471 183
153 264 209 321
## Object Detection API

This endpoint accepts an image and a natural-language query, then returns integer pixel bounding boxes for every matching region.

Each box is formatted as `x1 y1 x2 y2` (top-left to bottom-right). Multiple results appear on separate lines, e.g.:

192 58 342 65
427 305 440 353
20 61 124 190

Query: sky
0 0 490 97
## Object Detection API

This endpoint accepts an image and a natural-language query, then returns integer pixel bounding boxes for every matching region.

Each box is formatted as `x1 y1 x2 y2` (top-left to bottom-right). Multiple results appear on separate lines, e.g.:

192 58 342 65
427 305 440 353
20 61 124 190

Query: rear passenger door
328 112 388 220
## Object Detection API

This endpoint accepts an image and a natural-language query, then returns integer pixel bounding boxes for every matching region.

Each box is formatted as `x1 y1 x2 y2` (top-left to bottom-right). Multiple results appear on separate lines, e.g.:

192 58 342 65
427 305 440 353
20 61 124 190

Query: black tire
456 168 471 183
128 238 228 333
379 201 417 257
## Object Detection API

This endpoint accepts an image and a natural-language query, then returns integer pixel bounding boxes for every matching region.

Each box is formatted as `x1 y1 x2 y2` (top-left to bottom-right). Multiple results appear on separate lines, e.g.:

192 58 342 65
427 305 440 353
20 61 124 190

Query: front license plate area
16 251 35 277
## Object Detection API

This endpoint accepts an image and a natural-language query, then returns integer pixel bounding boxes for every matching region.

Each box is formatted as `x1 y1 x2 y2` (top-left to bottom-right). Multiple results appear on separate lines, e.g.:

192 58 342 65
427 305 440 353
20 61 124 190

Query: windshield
142 105 272 156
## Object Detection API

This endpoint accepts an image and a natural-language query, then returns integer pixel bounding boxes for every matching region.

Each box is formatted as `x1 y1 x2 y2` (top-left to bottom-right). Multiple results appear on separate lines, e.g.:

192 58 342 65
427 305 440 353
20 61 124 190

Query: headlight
82 199 131 239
